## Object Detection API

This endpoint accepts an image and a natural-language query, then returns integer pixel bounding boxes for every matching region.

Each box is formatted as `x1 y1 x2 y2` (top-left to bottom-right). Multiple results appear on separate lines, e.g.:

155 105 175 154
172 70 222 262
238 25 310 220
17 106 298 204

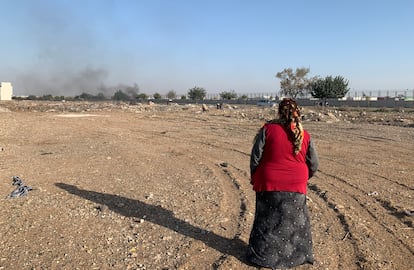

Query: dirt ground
1 101 413 270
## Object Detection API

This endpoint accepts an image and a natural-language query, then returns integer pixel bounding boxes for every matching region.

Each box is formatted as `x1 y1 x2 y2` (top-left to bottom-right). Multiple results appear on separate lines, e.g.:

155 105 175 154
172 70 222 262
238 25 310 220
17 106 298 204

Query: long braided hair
272 98 304 155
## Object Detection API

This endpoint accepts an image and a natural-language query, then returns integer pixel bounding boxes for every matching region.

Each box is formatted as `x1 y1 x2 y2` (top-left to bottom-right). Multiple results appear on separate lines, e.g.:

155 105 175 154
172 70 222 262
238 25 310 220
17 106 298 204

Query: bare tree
276 67 314 98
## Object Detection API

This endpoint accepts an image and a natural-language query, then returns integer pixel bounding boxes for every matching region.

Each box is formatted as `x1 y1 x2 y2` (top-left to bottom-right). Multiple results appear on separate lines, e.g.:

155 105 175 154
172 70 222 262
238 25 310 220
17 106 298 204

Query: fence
163 89 414 108
174 89 414 101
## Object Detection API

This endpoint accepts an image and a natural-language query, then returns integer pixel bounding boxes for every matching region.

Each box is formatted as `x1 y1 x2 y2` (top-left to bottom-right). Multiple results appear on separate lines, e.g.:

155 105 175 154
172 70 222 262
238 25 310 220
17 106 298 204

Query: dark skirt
246 191 314 269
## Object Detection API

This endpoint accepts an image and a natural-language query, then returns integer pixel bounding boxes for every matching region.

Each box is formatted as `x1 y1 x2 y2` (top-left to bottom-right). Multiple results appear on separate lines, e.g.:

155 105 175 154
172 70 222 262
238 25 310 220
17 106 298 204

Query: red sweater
251 123 311 194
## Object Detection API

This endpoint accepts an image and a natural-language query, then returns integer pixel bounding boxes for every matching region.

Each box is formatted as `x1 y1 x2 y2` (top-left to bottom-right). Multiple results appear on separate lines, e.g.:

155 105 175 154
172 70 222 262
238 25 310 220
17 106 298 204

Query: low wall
166 98 414 108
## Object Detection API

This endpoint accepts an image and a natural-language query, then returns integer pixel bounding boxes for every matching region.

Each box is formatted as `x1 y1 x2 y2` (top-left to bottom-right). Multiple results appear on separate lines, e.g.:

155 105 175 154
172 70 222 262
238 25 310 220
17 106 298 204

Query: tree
166 90 176 100
153 92 162 100
187 86 206 101
42 94 53 100
136 93 148 101
75 92 106 101
112 90 131 101
310 75 350 103
239 94 248 104
220 90 238 100
275 67 314 98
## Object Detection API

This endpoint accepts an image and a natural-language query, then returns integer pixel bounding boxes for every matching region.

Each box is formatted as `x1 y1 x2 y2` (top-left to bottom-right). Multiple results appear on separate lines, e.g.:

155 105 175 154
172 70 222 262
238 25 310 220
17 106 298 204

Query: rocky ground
0 100 413 270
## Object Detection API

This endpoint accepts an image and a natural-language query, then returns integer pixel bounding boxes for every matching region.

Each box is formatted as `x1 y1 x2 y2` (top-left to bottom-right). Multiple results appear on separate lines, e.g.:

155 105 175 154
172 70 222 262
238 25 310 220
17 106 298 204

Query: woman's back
251 122 311 194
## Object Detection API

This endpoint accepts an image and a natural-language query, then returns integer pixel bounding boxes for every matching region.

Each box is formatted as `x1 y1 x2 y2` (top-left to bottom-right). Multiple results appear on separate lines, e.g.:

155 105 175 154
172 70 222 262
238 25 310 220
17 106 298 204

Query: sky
0 0 413 96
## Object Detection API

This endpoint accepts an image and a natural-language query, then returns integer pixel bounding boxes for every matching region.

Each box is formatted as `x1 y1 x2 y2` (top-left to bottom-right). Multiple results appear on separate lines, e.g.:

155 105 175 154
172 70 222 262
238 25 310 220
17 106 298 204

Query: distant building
0 82 13 100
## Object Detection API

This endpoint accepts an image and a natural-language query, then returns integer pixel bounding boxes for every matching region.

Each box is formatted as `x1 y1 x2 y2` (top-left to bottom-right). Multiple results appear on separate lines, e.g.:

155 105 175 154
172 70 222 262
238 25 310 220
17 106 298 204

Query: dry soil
0 101 413 270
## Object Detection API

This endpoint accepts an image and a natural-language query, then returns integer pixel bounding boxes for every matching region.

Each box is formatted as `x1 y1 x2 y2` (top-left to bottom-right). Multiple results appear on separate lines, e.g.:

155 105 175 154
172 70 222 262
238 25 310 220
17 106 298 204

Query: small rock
95 205 108 212
202 104 208 112
403 210 414 216
368 191 378 196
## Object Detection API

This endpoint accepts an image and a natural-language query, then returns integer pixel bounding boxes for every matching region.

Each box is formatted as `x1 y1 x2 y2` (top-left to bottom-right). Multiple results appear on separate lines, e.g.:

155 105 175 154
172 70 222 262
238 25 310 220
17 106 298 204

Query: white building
0 82 13 100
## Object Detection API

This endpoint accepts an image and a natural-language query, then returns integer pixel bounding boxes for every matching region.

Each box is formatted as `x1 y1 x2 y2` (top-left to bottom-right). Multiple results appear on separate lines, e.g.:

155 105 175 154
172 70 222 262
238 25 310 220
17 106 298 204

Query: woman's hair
277 98 304 154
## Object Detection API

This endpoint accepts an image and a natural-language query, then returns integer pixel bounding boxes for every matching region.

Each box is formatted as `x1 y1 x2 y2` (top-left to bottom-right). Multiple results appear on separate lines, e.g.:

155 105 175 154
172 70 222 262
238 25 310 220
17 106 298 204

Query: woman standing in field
247 98 319 269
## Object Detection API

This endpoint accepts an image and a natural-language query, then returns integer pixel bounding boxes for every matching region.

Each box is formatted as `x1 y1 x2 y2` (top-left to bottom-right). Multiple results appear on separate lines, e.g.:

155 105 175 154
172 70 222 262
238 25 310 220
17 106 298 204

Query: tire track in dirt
64 113 414 269
308 122 414 269
4 107 414 270
160 119 372 269
321 156 413 191
308 123 402 142
67 114 252 268
164 147 253 269
313 166 414 269
155 115 261 268
138 115 414 269
128 122 255 268
308 182 364 269
210 163 253 269
320 156 414 232
173 160 245 268
318 168 413 249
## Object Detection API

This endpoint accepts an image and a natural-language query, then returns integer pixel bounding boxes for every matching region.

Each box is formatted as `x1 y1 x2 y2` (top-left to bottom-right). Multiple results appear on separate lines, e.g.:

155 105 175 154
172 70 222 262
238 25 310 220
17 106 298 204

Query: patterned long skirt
246 191 314 269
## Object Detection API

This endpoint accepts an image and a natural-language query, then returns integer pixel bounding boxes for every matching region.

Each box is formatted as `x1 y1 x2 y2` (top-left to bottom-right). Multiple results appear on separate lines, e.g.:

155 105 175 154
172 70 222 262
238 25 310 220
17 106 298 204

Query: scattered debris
403 210 414 217
95 204 109 212
145 193 154 200
342 232 350 241
202 104 208 112
368 191 379 196
219 162 228 167
7 176 33 198
1 100 413 127
0 100 413 269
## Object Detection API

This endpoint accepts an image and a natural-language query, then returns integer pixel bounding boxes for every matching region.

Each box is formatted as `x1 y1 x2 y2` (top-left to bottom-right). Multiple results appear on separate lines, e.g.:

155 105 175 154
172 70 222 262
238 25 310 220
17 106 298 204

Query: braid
277 98 304 155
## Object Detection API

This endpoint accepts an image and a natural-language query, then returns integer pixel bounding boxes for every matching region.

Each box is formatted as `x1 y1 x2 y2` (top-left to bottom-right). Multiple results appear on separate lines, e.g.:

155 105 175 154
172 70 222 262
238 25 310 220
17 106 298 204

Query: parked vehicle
257 99 277 106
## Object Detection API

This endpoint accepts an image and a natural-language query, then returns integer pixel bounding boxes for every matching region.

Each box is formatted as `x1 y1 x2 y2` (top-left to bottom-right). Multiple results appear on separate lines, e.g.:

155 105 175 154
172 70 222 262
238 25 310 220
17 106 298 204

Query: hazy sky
1 0 413 96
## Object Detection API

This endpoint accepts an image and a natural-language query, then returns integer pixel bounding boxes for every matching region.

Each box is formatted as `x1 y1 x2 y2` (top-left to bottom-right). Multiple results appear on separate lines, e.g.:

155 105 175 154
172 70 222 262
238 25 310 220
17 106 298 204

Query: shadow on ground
55 182 251 265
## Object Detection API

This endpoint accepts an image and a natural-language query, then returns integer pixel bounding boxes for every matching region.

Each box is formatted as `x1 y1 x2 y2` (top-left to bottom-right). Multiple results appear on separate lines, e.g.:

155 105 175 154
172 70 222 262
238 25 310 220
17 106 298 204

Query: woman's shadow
55 183 250 264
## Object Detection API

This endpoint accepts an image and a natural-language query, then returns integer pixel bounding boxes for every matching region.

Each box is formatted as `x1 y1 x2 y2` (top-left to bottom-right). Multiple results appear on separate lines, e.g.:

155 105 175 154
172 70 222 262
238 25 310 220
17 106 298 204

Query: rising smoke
17 67 110 96
12 1 139 97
